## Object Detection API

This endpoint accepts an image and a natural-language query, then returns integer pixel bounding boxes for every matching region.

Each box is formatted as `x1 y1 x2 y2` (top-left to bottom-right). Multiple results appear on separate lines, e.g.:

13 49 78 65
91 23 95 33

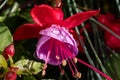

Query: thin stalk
0 0 8 9
72 0 107 75
90 70 95 80
81 23 107 75
115 0 120 14
90 18 120 40
91 21 99 52
64 72 70 80
89 0 93 9
67 0 102 79
72 3 120 40
77 58 112 80
82 0 88 8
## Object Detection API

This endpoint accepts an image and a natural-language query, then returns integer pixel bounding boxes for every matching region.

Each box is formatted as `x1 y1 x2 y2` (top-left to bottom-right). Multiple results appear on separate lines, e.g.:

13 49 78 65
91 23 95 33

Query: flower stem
67 0 102 79
115 0 120 14
77 58 112 80
90 17 120 40
0 0 8 9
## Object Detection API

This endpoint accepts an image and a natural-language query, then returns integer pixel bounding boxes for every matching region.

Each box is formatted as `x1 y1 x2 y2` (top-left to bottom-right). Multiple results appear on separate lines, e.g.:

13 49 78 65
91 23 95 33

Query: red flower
13 4 112 79
14 5 99 40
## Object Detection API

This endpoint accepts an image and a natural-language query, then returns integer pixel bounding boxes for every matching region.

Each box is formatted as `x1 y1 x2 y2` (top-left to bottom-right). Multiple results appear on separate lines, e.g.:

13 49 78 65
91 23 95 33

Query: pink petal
31 5 64 27
63 10 100 28
40 25 78 48
36 36 77 65
13 24 42 40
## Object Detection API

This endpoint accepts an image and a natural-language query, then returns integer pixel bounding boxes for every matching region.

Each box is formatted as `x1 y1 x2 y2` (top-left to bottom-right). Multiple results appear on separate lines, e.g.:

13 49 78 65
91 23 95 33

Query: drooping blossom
14 4 112 79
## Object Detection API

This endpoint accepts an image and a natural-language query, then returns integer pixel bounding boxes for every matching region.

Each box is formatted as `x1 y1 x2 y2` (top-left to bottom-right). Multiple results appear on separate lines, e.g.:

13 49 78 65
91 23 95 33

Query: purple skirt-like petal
35 25 78 65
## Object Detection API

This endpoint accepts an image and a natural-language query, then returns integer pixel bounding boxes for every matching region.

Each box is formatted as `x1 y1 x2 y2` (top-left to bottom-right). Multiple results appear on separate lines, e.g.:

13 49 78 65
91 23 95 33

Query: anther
62 60 67 66
60 69 65 75
76 72 81 79
56 55 60 60
73 72 81 79
42 70 46 76
73 57 78 63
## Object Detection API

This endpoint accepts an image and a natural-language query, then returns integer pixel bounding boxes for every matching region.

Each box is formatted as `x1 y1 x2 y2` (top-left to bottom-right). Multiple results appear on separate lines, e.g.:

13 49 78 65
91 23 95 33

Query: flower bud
4 71 17 80
3 43 15 60
97 14 112 29
105 23 120 50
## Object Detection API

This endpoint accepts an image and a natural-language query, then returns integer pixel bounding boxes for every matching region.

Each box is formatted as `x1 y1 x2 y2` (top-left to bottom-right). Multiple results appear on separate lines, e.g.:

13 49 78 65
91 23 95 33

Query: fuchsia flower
14 5 112 79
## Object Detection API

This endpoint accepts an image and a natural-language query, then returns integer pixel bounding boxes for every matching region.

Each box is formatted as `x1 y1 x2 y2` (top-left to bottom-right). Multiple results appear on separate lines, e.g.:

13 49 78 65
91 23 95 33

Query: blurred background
0 0 120 80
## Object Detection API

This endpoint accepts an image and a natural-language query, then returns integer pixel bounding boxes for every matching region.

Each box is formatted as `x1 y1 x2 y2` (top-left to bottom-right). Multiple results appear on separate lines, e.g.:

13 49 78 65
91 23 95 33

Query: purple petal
35 25 78 65
40 24 78 50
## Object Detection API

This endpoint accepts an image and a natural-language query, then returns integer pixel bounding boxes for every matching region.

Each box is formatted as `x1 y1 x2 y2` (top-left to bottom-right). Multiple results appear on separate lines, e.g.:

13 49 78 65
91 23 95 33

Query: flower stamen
42 69 46 76
73 57 78 63
62 60 67 66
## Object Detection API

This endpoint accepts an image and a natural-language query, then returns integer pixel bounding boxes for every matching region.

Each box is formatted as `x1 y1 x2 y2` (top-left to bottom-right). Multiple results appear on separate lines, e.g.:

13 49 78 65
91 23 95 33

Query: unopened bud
4 71 17 80
3 43 15 60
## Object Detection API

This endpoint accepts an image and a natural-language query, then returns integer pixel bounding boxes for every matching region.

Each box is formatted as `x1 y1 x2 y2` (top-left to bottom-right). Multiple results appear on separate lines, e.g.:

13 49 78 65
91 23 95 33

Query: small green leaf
13 59 44 75
23 75 36 80
0 22 13 52
0 16 6 22
0 55 7 68
105 53 120 80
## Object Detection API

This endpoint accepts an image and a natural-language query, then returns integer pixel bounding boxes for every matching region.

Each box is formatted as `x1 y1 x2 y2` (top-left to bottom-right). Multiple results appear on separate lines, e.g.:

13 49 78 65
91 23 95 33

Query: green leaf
23 75 36 80
19 8 32 22
0 16 6 22
105 53 120 80
0 55 7 68
0 22 13 52
13 59 44 75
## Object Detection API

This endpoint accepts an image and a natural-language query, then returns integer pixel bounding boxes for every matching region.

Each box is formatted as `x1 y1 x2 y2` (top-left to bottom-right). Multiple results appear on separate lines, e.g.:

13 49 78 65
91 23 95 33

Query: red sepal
63 10 100 28
13 24 42 40
31 5 64 27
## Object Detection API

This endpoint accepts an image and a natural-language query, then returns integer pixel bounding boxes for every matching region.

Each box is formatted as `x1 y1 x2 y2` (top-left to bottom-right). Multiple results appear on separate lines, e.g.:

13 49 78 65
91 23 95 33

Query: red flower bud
3 43 15 60
105 23 120 50
105 13 116 22
80 23 92 33
97 14 112 28
4 71 17 80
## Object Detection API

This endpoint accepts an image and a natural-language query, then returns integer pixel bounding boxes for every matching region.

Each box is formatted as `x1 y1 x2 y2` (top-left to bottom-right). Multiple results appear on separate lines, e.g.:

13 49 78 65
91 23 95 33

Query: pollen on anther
73 72 81 79
42 70 46 76
60 69 65 75
76 72 81 79
56 55 60 60
73 57 78 63
62 60 67 66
